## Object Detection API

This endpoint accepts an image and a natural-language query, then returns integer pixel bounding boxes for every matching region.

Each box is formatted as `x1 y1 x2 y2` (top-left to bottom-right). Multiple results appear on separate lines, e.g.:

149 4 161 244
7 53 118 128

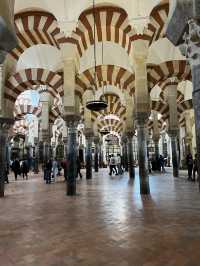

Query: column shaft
94 142 99 172
171 135 179 177
191 65 200 184
137 123 150 194
86 137 93 179
127 135 135 179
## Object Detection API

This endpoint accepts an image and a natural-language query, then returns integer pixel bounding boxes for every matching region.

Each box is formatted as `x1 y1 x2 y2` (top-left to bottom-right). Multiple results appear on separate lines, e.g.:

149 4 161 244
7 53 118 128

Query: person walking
193 154 198 181
186 153 193 181
159 155 165 173
52 158 58 181
12 158 21 180
116 153 123 175
21 159 29 180
76 156 82 179
109 154 118 175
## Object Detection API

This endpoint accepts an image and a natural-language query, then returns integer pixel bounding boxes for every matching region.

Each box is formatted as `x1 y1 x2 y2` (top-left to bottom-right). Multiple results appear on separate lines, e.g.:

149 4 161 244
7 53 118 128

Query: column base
140 180 150 195
66 182 76 196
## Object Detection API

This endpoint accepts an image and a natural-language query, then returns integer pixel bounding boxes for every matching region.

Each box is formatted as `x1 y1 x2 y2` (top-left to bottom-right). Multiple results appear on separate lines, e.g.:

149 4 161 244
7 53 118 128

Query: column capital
135 112 150 126
84 128 94 139
63 113 80 128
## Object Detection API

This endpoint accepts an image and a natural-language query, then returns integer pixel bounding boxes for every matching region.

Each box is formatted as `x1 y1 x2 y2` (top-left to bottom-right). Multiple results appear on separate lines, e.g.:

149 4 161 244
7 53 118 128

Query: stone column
94 137 99 172
121 135 128 172
98 139 103 168
184 110 193 155
33 137 39 174
167 15 200 186
42 129 50 164
0 118 13 197
85 130 93 179
133 40 150 194
137 115 150 194
152 111 160 160
168 130 179 177
64 114 80 196
126 132 135 179
166 82 179 177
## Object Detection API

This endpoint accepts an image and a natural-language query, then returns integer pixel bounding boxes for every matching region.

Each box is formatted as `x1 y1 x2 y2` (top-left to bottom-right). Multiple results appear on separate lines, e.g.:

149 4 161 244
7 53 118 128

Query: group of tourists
5 158 30 183
149 155 166 173
186 153 198 181
108 154 123 175
43 157 82 184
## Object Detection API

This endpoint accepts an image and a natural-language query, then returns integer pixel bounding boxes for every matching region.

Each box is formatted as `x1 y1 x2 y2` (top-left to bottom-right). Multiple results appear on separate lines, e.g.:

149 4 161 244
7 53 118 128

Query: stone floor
1 168 200 266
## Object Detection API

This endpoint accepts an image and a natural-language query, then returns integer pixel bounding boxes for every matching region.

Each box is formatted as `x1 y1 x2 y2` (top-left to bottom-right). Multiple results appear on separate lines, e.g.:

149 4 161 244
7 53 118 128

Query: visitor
186 153 193 181
109 154 118 175
193 153 198 181
159 155 165 173
52 158 58 181
116 153 123 175
61 159 68 181
76 156 82 179
11 158 21 180
21 159 29 180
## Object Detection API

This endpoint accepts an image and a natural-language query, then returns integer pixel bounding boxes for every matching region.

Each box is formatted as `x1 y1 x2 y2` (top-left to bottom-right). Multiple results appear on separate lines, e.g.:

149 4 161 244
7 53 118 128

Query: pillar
33 137 39 174
94 137 99 172
184 110 193 155
169 130 179 177
137 115 150 194
85 130 93 179
166 82 179 177
64 114 79 195
121 135 128 172
99 139 103 168
133 39 150 194
126 132 135 179
0 118 13 197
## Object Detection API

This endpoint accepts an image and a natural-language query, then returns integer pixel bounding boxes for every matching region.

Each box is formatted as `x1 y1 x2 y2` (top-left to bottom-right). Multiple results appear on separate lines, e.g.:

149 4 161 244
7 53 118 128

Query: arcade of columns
0 0 199 197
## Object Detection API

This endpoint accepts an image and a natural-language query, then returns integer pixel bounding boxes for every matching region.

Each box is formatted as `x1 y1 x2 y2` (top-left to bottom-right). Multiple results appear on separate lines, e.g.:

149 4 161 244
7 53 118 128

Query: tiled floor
0 168 200 266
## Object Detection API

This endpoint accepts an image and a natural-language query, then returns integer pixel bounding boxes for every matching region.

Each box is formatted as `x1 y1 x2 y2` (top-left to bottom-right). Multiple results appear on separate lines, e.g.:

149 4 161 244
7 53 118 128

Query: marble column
98 140 103 168
169 130 179 177
126 132 135 179
153 137 160 160
33 137 39 174
0 117 13 197
121 136 128 172
85 130 93 179
137 114 150 195
167 16 200 186
64 114 80 196
94 137 99 172
166 82 179 177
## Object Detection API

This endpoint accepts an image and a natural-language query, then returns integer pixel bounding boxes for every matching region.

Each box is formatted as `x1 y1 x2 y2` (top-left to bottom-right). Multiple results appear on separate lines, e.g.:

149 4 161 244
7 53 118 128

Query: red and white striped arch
5 68 63 103
94 118 124 134
59 5 135 58
14 97 42 119
159 79 185 103
76 65 135 96
143 1 169 46
91 94 126 121
148 60 191 92
10 11 64 61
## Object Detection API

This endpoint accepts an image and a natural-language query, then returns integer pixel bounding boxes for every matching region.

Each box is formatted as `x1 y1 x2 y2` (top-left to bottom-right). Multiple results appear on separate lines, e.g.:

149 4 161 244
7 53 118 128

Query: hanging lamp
86 0 108 112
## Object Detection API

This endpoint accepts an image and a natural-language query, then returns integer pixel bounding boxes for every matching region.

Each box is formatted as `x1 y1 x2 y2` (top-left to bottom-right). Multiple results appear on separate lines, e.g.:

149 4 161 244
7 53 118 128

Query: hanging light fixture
86 0 108 112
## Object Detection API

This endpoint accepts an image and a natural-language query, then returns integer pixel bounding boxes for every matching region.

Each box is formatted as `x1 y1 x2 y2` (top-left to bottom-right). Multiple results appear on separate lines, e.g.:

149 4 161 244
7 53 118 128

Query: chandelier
86 0 108 112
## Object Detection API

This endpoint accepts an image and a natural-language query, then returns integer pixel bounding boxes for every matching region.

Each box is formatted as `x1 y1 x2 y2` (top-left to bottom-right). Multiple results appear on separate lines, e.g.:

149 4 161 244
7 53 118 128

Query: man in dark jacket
186 153 193 181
